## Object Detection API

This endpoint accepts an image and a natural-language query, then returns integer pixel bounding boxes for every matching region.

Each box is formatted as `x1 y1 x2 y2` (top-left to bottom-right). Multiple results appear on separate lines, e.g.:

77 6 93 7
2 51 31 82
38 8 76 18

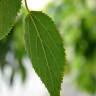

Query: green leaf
0 0 21 40
25 11 65 96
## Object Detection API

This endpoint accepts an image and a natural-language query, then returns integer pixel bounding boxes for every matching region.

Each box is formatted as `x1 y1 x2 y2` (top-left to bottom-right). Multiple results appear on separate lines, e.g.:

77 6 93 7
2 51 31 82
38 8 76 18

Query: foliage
0 8 26 84
0 0 96 95
0 0 66 96
0 0 21 40
25 11 65 96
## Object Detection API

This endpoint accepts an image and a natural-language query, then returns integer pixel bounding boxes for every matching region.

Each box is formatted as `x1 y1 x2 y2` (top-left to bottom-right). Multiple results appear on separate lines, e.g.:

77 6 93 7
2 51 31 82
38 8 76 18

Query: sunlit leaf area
0 0 96 96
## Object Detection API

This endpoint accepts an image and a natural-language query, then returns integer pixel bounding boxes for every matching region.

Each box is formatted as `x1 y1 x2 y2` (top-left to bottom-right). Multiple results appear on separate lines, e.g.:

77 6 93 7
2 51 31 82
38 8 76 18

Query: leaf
0 0 21 40
25 11 65 96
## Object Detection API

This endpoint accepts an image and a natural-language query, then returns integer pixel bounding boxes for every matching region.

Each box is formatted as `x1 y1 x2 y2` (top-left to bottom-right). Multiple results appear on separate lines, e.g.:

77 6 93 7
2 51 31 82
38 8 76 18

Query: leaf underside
25 11 65 96
0 0 21 40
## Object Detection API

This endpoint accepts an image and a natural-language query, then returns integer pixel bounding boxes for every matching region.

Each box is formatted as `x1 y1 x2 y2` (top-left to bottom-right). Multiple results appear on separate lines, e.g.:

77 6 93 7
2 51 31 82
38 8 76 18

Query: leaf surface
25 11 65 96
0 0 21 40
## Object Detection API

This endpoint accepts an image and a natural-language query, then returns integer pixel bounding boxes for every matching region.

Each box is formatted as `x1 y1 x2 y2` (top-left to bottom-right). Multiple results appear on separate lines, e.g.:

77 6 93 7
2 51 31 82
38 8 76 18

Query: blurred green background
0 0 96 96
46 0 96 94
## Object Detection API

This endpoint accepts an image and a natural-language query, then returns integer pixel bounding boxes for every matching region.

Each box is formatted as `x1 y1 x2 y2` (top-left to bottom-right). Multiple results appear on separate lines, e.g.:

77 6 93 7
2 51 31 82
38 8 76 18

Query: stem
25 0 30 12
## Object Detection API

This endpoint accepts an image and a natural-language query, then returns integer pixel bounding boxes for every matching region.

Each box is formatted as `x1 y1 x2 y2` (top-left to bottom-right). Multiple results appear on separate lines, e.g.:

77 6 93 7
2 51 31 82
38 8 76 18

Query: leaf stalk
25 0 30 13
